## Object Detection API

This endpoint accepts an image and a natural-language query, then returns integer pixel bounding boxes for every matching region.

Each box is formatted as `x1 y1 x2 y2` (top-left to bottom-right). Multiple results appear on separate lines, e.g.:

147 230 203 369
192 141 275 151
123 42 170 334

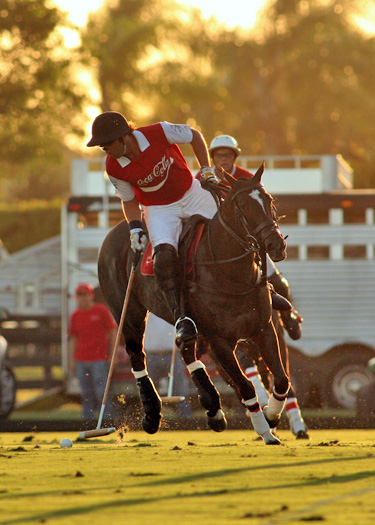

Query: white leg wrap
248 409 271 436
186 360 205 374
245 366 269 407
131 368 148 379
264 384 290 419
242 396 258 407
286 398 306 434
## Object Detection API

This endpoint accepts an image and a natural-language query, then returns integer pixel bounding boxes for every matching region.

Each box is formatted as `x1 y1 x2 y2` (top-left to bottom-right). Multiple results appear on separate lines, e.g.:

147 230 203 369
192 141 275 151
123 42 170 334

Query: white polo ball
60 438 73 448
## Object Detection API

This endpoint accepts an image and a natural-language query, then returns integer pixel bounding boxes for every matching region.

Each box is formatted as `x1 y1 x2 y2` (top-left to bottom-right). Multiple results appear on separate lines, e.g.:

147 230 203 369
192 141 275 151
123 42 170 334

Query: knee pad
269 271 291 301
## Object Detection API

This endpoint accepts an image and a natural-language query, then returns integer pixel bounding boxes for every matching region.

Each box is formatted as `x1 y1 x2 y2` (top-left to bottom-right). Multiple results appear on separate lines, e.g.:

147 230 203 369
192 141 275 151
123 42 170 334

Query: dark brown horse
98 166 290 444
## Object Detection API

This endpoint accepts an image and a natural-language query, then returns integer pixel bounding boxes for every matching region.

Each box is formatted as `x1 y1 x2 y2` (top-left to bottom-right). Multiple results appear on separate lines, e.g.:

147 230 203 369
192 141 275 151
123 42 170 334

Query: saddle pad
140 223 206 276
184 222 205 275
141 243 154 275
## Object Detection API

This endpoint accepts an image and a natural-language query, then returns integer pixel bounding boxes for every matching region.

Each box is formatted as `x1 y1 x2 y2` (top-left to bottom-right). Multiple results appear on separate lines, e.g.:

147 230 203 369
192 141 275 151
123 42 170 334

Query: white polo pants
143 179 217 250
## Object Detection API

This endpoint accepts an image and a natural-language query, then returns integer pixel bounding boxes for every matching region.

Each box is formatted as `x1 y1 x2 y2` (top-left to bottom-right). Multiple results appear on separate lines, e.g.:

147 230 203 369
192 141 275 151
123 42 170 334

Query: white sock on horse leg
242 397 270 436
286 398 307 434
186 360 205 374
245 366 269 408
131 368 148 379
265 383 291 418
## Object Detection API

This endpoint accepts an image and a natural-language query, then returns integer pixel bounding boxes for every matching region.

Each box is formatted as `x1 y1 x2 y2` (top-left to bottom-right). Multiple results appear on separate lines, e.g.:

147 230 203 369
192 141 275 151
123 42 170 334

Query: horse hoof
142 414 161 434
207 409 227 432
262 430 281 445
263 405 281 429
296 430 310 440
266 437 281 445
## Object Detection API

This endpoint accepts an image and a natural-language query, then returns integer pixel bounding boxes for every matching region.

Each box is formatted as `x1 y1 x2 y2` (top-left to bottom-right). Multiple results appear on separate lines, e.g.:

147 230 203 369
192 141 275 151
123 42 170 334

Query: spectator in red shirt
69 283 117 421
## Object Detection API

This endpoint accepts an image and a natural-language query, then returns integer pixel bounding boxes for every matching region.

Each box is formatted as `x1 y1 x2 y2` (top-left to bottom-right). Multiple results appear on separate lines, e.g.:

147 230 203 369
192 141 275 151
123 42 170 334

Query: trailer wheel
0 365 17 419
325 355 374 409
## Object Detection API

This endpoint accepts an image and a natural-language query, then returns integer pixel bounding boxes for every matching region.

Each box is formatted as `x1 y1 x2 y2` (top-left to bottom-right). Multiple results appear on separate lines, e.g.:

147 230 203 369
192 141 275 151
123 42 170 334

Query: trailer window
307 209 329 224
307 246 330 259
286 246 299 259
279 209 298 224
343 245 367 259
342 208 368 224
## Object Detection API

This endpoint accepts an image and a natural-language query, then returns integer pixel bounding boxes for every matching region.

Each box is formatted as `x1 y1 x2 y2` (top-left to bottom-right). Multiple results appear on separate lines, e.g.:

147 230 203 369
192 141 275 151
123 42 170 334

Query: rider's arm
190 128 211 169
121 196 142 222
122 197 147 253
160 122 211 169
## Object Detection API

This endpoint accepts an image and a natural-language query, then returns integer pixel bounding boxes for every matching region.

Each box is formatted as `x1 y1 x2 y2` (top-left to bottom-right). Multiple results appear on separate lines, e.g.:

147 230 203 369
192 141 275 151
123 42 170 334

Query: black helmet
87 111 131 147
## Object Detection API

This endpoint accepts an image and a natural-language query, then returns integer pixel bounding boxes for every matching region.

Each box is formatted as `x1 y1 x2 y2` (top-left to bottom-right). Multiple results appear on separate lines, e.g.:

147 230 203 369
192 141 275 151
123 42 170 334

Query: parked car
0 309 17 419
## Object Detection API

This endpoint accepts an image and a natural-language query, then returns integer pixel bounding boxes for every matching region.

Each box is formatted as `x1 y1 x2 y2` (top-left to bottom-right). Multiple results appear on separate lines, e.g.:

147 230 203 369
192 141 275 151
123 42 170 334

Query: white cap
209 135 241 157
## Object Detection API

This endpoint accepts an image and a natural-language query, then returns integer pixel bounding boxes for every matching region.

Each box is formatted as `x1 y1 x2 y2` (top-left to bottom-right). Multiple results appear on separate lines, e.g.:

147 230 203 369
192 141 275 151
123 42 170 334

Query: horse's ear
223 169 237 187
253 161 265 183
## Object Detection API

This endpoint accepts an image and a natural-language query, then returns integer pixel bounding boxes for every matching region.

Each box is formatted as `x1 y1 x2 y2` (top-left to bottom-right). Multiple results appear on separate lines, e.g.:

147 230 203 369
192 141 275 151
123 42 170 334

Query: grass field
1 429 375 525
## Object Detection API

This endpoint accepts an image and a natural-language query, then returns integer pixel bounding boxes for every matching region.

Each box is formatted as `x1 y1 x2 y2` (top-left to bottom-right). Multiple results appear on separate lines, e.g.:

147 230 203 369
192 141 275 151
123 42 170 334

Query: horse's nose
266 240 287 262
272 251 287 262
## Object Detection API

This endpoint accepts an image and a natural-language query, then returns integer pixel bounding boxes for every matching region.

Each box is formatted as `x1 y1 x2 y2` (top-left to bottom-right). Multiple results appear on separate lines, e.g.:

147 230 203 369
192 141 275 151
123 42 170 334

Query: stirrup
175 316 198 347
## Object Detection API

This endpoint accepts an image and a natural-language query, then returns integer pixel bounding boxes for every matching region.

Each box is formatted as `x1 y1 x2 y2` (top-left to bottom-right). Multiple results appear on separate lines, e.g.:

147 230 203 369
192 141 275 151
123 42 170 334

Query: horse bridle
188 180 281 295
217 181 279 254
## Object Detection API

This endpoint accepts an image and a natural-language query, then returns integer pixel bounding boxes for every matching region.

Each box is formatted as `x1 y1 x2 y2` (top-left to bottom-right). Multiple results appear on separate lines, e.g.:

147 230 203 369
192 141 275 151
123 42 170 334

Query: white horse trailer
60 155 375 408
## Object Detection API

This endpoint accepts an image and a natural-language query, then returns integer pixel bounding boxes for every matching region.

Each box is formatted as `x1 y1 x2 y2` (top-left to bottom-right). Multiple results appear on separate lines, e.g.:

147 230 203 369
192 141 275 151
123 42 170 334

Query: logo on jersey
137 155 174 192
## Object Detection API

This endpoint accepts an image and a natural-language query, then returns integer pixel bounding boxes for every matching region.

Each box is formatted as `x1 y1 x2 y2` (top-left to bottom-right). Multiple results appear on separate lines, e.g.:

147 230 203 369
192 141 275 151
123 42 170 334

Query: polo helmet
209 135 241 158
87 111 131 147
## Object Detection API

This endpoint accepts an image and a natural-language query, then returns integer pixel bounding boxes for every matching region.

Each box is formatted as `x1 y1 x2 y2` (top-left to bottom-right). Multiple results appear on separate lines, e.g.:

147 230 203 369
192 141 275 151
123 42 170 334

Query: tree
212 0 375 187
0 0 87 200
81 0 375 187
80 0 225 135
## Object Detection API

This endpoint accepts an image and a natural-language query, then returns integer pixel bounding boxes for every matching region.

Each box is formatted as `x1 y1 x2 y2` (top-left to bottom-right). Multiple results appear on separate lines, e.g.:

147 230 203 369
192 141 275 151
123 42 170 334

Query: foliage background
1 0 375 252
0 201 61 253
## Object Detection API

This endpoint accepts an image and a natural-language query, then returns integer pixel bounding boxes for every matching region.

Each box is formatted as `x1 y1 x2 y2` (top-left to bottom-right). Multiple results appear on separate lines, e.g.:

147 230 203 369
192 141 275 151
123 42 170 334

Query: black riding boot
153 244 198 348
269 271 302 340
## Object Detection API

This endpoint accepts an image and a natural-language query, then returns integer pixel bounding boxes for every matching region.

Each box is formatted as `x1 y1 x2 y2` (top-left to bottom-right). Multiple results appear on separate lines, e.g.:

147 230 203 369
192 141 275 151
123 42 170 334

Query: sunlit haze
52 0 266 148
52 0 267 29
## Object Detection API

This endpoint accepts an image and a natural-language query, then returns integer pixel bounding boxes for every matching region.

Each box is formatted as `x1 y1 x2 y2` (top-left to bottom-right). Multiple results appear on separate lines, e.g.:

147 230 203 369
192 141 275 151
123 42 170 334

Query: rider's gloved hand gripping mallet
79 252 140 439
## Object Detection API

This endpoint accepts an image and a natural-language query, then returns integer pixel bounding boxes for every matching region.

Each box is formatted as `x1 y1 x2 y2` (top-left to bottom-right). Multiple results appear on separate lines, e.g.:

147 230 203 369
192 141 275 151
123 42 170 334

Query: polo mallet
161 285 188 404
161 340 185 404
79 252 140 439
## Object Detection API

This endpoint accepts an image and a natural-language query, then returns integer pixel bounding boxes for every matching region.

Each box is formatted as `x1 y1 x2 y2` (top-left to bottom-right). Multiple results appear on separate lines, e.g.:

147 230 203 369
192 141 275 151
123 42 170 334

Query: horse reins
188 180 280 295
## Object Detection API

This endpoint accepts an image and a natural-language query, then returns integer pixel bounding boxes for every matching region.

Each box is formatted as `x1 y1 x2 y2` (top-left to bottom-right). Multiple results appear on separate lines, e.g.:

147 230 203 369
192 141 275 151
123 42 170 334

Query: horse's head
223 163 287 262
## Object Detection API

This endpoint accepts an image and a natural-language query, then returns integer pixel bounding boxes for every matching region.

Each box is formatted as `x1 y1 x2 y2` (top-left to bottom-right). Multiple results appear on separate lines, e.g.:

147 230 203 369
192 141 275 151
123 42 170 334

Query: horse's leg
179 340 227 432
275 314 309 439
236 340 270 408
208 335 280 445
251 320 290 427
123 301 162 435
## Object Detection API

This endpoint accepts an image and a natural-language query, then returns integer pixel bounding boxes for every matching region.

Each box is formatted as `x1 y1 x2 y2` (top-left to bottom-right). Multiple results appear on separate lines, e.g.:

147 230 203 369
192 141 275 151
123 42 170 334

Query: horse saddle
141 215 208 277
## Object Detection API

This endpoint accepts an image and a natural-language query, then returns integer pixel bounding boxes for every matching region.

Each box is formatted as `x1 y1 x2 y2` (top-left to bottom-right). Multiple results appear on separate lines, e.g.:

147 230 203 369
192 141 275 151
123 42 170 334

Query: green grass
1 430 375 524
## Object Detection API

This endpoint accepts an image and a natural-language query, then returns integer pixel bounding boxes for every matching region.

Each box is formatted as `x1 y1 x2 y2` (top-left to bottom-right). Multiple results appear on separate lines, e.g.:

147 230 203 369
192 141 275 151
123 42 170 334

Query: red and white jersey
106 122 194 206
196 164 254 181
